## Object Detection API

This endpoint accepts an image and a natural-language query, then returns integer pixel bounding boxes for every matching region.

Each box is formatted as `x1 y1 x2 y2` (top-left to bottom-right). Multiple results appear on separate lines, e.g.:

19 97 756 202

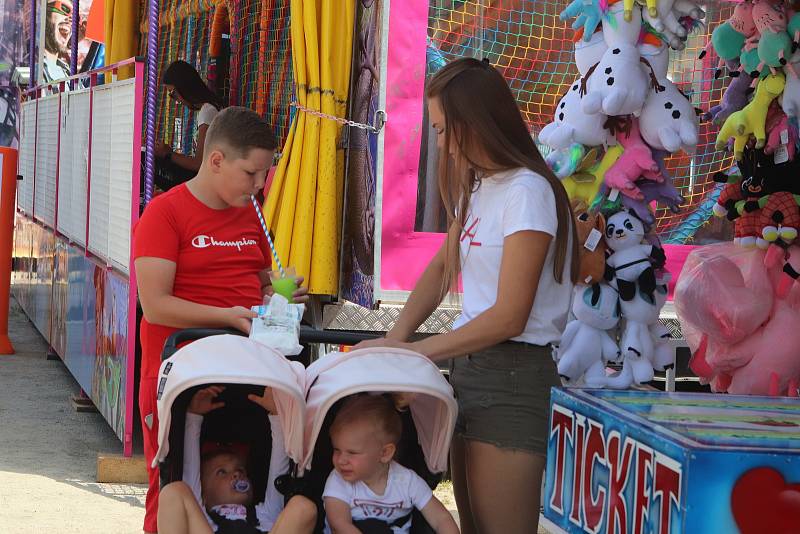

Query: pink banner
379 0 443 292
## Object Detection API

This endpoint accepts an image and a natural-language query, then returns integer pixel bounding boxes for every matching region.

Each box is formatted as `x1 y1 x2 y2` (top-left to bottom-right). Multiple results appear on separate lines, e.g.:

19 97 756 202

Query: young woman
357 57 579 533
154 60 224 186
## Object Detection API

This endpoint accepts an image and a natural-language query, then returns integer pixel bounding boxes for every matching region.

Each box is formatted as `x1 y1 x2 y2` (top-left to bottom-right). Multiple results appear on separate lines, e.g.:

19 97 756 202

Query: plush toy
748 0 792 75
704 69 754 125
614 151 684 227
759 192 800 246
604 119 663 199
555 283 621 387
546 143 586 179
740 47 770 79
702 0 756 70
604 209 664 301
575 29 608 76
582 44 659 117
539 77 613 149
572 200 608 284
639 38 669 84
617 283 658 384
716 72 786 160
623 0 657 22
650 274 675 371
639 78 700 153
560 0 603 41
789 12 800 45
562 146 623 204
711 160 770 247
675 245 774 348
604 2 644 47
642 0 688 46
781 54 800 118
763 103 797 160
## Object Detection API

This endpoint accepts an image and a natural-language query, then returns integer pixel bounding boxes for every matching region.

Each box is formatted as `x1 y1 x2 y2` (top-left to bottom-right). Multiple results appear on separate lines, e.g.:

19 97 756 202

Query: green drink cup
270 267 298 303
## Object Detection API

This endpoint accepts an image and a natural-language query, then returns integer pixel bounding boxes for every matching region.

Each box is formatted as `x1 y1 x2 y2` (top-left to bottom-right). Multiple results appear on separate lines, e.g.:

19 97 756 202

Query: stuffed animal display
542 0 705 388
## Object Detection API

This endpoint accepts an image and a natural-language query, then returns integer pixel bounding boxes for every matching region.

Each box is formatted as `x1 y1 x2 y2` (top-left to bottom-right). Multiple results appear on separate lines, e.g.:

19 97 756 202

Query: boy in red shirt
133 107 307 533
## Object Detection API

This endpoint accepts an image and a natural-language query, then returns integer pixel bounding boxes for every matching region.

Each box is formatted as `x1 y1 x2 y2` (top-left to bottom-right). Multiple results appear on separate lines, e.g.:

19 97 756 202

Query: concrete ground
0 298 147 534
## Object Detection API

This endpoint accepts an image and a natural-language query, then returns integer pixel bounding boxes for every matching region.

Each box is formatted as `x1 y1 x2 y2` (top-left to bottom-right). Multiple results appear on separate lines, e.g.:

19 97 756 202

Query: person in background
154 60 223 190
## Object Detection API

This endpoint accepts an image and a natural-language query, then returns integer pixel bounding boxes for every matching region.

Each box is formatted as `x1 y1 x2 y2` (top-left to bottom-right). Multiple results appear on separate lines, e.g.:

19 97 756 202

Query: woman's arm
413 230 551 362
136 257 257 332
169 123 209 173
385 229 451 342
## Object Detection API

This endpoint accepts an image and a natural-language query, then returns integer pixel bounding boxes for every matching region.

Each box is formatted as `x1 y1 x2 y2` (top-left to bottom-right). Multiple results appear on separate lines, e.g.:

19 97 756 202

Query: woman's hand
225 306 258 333
352 337 420 353
188 386 225 415
247 386 278 414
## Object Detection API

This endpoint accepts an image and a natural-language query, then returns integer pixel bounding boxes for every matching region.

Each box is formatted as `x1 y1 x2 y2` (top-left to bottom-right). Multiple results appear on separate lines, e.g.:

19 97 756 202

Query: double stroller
150 329 458 533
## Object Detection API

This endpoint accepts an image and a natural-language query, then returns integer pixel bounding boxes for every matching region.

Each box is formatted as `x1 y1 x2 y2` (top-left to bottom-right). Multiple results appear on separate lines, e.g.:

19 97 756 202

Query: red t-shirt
133 184 271 378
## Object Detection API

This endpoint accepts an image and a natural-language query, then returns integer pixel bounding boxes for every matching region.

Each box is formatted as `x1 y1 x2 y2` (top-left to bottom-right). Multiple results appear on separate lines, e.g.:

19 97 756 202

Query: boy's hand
188 386 225 415
248 387 277 414
225 306 258 334
263 276 310 304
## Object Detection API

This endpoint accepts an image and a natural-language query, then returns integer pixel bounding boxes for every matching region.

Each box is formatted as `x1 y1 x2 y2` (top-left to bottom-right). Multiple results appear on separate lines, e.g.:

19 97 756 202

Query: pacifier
232 479 251 493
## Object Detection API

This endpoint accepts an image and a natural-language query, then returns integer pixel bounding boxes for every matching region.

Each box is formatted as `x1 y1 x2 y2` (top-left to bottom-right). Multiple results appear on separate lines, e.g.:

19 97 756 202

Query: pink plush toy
675 243 800 397
603 119 663 199
764 102 797 160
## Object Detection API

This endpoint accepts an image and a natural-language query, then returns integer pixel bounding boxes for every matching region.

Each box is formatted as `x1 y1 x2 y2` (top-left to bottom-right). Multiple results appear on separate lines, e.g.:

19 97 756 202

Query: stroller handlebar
162 327 384 361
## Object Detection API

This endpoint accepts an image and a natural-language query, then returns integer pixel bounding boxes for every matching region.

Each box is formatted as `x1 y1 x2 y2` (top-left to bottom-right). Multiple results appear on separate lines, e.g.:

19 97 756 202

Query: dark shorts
449 342 561 455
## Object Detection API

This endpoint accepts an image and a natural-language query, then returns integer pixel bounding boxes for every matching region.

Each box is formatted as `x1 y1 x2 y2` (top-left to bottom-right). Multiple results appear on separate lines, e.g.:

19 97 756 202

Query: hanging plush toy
650 273 675 371
562 146 623 204
546 143 587 179
604 209 665 301
572 200 608 284
603 119 663 199
639 38 670 81
575 29 608 76
539 77 613 149
555 283 621 387
560 0 603 41
639 78 700 154
716 72 786 160
763 103 797 161
642 0 688 47
781 53 800 118
749 0 793 76
604 2 644 47
582 44 659 117
701 0 756 72
623 0 657 23
617 283 658 384
704 68 754 125
759 191 800 246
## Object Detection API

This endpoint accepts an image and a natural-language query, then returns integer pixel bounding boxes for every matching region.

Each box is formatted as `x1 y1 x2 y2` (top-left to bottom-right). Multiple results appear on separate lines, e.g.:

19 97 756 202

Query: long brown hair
426 57 579 299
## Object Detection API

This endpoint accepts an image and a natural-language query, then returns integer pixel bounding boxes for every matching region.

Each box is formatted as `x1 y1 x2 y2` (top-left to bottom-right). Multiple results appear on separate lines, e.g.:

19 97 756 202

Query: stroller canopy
301 348 458 475
152 335 307 468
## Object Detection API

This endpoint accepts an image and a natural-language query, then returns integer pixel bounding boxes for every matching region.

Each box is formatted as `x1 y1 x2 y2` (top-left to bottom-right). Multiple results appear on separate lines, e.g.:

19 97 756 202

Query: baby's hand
392 392 418 411
248 387 278 414
188 386 225 415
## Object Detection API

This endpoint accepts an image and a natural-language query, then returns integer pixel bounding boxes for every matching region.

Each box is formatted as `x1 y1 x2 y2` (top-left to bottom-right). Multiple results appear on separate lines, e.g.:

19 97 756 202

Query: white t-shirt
183 413 288 532
452 167 574 346
197 103 220 127
323 461 433 533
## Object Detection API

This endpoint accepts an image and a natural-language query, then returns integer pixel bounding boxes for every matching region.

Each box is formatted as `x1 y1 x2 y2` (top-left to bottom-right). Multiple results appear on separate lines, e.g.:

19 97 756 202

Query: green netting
427 1 736 243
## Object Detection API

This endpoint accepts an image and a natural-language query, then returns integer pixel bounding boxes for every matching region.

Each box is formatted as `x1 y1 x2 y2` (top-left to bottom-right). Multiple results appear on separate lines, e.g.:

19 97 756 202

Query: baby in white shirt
322 394 459 534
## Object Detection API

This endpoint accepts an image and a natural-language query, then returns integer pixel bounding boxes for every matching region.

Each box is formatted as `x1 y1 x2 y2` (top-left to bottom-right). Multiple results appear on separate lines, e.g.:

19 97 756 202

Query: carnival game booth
542 389 800 534
13 60 145 454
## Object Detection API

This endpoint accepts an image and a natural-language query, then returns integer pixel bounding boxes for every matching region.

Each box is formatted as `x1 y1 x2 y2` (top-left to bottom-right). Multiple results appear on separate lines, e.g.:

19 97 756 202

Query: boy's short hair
330 394 403 446
204 106 278 159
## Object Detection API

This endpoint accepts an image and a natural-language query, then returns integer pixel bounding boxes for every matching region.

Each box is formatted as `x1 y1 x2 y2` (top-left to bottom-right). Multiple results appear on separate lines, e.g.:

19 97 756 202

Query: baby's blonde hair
330 394 402 446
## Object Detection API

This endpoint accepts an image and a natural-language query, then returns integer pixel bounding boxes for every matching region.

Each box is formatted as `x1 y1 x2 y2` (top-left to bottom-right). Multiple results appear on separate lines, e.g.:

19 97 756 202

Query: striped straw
250 195 286 277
